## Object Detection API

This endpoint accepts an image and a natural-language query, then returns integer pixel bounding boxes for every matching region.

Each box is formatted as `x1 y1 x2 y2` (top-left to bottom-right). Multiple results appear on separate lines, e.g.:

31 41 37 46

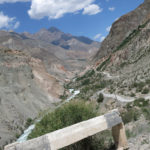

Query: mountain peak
48 27 61 33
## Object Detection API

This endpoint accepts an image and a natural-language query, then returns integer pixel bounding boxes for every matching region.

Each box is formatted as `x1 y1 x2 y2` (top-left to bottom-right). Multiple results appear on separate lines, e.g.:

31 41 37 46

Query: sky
0 0 144 41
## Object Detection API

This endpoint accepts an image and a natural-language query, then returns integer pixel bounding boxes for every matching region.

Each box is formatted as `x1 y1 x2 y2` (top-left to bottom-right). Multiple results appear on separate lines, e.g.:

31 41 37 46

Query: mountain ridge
0 27 100 81
94 0 150 61
24 26 99 51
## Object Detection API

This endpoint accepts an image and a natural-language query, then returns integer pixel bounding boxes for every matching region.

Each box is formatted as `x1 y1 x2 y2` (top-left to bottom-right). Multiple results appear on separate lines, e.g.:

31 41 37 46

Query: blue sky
0 0 144 41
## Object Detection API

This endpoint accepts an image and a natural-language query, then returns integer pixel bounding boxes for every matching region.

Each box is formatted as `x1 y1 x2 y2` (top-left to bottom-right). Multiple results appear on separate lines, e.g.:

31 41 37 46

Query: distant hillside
25 26 99 52
0 28 99 81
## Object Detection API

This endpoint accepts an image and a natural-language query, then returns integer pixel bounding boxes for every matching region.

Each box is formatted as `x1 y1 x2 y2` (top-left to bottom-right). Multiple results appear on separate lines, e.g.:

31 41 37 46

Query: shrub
97 93 104 103
115 27 141 51
130 92 135 97
146 79 150 84
81 79 90 86
121 108 140 124
76 70 95 82
134 98 148 107
133 82 145 92
15 133 20 138
28 101 97 139
142 88 149 94
142 108 150 120
59 94 68 100
126 129 136 139
85 69 95 77
25 118 33 127
96 56 111 71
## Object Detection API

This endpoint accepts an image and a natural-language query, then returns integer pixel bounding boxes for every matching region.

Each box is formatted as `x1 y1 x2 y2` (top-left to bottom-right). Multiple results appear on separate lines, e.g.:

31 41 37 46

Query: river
17 89 80 143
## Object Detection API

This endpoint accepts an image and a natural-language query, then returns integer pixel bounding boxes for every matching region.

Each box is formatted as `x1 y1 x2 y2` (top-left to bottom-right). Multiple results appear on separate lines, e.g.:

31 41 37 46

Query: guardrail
5 109 128 150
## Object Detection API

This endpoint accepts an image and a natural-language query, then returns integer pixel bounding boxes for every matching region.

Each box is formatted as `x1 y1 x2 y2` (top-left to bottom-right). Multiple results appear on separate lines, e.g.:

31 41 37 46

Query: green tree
142 88 149 94
97 93 104 103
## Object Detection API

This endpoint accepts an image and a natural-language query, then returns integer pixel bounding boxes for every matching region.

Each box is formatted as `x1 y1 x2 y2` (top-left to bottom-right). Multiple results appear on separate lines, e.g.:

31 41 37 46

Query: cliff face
94 0 150 61
0 49 63 147
105 19 150 84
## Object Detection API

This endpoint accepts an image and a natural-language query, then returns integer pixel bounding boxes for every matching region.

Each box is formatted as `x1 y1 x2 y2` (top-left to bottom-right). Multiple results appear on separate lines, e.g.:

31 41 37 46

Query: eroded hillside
0 48 63 148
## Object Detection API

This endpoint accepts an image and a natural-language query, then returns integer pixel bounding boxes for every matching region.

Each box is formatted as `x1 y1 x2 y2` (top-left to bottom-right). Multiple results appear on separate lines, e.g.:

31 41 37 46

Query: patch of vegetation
115 20 150 52
138 19 150 29
115 29 140 51
126 129 136 139
28 101 97 139
146 79 150 84
131 81 146 93
131 53 145 64
141 107 150 120
81 78 90 86
142 88 149 94
64 83 71 89
25 118 33 127
141 139 149 145
133 98 149 107
85 69 95 77
121 108 140 124
130 92 135 97
94 80 109 90
96 56 111 71
97 93 104 103
59 90 68 100
15 133 20 139
89 130 115 150
108 86 116 94
122 97 150 126
120 62 128 68
59 94 68 100
76 69 95 81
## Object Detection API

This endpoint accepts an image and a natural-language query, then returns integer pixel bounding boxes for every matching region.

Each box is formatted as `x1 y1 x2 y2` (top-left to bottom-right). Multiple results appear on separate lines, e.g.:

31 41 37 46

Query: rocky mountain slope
0 48 63 148
94 0 150 61
93 0 150 93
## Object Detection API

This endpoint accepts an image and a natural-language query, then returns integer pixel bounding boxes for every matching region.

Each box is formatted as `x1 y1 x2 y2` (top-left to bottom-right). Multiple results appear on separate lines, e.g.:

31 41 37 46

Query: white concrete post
112 122 128 150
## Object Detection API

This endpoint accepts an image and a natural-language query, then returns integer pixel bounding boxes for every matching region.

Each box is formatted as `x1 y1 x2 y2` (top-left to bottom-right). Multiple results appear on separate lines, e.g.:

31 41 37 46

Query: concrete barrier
5 109 128 150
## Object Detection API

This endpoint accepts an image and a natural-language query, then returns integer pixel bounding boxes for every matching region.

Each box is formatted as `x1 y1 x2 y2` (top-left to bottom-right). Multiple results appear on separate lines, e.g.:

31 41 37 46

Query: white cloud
0 0 102 20
108 7 115 11
94 33 105 42
100 36 105 42
115 17 119 21
28 0 102 19
106 26 111 32
0 11 20 29
94 33 102 40
0 0 30 4
83 4 102 15
14 21 20 29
